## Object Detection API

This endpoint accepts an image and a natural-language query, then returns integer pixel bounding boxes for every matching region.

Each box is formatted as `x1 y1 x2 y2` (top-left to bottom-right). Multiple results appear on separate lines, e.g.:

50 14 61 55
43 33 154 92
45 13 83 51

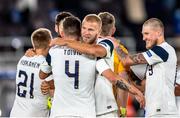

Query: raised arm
50 38 113 57
115 46 147 67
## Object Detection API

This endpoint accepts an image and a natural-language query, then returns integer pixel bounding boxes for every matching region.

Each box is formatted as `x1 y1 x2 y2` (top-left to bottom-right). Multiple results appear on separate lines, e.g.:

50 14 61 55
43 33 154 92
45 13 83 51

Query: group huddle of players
9 11 180 117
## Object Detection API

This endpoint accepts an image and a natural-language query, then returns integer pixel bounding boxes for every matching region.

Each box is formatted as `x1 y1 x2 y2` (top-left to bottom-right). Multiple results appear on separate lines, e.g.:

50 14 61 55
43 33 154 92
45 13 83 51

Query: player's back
49 46 96 117
10 55 49 117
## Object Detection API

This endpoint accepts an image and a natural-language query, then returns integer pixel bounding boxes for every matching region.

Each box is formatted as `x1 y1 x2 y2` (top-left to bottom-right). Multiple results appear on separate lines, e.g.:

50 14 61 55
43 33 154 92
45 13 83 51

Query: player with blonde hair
116 18 179 117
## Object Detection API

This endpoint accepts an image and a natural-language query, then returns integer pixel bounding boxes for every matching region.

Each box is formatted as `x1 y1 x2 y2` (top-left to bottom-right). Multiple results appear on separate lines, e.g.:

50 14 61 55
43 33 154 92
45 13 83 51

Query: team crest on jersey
146 50 152 57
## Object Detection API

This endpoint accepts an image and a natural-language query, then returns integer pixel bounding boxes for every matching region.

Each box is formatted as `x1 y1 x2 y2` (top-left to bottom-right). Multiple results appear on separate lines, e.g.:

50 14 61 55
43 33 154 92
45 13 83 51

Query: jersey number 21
17 70 34 99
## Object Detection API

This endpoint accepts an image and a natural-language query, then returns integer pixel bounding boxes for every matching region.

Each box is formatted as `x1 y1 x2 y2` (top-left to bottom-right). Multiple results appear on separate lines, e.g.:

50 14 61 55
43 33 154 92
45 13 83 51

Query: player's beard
146 38 157 49
83 34 98 44
89 34 98 44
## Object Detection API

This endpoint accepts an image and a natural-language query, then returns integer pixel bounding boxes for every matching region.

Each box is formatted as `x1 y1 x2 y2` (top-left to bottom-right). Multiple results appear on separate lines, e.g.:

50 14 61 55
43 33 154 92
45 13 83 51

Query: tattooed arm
115 47 147 66
101 69 145 108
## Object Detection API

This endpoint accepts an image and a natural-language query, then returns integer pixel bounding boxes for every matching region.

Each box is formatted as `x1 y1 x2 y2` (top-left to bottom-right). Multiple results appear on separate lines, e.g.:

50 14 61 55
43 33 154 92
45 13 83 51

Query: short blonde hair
143 18 164 33
82 14 102 30
31 28 52 49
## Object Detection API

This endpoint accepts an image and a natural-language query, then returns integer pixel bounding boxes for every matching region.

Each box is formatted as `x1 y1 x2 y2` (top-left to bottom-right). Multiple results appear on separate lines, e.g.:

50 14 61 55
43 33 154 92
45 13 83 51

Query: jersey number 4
17 70 34 99
65 60 79 89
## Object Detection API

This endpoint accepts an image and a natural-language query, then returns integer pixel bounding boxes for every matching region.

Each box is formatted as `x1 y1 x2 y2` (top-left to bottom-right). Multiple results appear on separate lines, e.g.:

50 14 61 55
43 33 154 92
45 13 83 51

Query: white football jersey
142 42 178 116
49 46 96 117
176 69 180 114
95 38 118 115
10 55 49 117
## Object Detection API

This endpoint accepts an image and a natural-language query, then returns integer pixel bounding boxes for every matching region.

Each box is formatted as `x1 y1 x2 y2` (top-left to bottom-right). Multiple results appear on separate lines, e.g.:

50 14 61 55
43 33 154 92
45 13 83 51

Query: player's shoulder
97 37 114 49
21 55 46 63
97 37 113 43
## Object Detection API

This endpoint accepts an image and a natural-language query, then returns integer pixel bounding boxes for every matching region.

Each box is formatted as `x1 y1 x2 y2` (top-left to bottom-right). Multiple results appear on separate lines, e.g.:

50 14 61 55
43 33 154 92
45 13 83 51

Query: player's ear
60 31 64 37
157 29 163 37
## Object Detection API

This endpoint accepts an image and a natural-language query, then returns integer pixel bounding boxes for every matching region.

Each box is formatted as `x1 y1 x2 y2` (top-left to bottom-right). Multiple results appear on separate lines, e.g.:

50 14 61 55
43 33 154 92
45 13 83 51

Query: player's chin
145 43 152 49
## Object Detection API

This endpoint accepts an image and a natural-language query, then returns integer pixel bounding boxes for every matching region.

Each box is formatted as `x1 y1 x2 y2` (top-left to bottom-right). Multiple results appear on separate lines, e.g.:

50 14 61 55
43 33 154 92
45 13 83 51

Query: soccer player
40 16 98 117
10 28 52 117
116 18 179 117
50 14 145 114
25 12 75 110
40 11 74 96
94 12 129 117
54 11 74 37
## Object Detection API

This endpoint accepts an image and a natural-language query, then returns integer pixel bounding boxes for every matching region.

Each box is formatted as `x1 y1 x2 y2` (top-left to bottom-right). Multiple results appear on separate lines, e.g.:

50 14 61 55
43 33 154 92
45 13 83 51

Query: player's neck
157 36 165 45
35 48 48 57
65 35 80 41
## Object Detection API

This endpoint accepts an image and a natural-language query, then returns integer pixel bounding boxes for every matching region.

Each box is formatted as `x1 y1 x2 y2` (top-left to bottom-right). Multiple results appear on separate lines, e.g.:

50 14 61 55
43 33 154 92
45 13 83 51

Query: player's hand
25 48 36 57
50 37 67 47
41 81 50 95
134 92 145 108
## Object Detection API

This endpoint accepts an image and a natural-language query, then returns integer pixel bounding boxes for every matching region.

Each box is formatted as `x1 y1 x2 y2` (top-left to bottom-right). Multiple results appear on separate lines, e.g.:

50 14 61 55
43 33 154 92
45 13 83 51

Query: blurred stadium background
0 0 180 117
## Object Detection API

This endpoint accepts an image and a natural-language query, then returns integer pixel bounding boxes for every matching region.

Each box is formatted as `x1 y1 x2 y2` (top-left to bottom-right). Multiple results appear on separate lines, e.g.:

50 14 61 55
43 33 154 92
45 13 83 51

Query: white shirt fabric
10 55 49 117
95 38 118 115
142 42 178 117
49 46 96 117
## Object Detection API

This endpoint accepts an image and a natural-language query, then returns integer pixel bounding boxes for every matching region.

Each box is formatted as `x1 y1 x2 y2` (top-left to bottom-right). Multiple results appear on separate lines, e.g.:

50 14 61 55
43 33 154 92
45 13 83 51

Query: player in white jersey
40 16 98 117
116 18 179 117
41 11 74 99
50 14 145 117
10 28 52 117
175 68 180 114
94 12 125 117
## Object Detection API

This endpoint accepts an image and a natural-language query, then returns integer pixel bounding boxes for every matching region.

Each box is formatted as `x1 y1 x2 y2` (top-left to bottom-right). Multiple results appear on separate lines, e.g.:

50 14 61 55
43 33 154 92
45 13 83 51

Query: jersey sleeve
96 58 111 75
97 39 114 58
142 46 169 65
40 53 52 74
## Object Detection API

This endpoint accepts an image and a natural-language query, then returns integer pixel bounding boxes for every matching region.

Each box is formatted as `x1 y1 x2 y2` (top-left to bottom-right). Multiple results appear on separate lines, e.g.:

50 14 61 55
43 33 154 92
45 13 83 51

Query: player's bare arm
39 70 50 80
129 54 147 64
115 46 147 66
50 38 107 57
101 69 145 108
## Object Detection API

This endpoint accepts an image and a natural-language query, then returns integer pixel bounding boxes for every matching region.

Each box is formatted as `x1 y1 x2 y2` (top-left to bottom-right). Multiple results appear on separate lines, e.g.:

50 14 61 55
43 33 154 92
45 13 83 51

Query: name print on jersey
64 49 82 55
20 59 40 69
